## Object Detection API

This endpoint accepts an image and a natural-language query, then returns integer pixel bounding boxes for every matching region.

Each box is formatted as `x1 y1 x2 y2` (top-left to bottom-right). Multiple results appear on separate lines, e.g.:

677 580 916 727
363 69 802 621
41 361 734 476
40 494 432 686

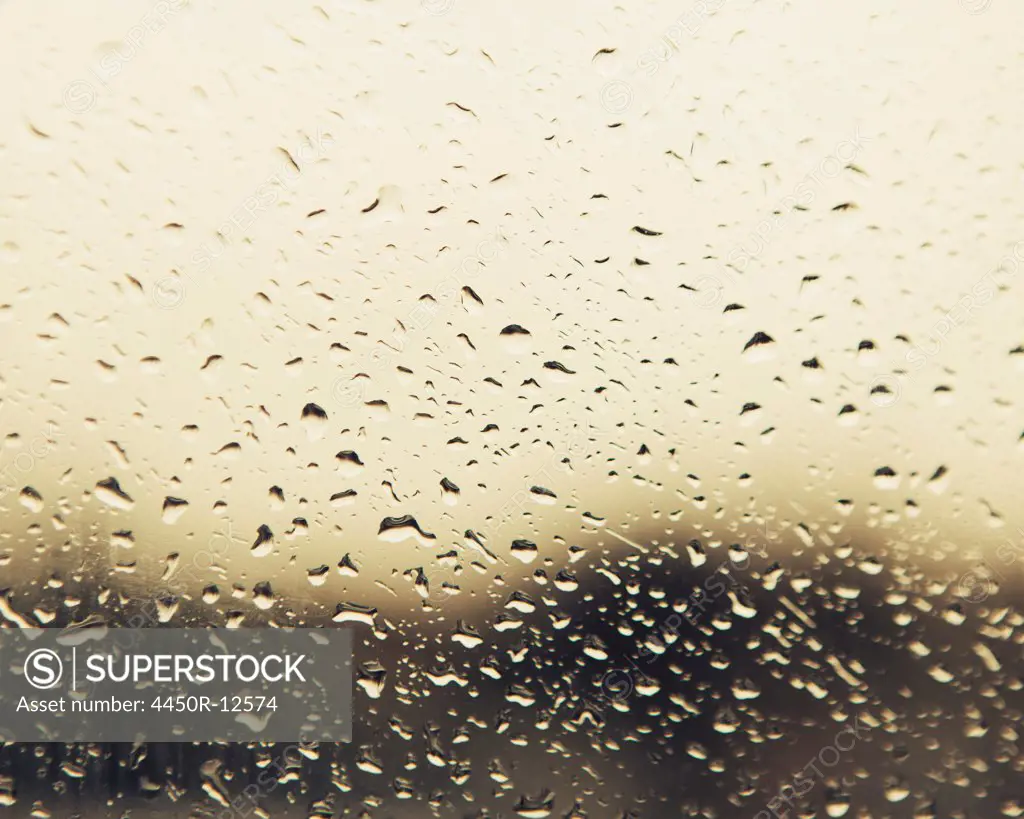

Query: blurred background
1 0 1023 816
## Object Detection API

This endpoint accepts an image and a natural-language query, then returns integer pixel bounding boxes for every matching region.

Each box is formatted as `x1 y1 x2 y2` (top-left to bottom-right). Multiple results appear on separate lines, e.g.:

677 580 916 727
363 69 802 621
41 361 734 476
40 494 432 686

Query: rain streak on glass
1 0 1024 816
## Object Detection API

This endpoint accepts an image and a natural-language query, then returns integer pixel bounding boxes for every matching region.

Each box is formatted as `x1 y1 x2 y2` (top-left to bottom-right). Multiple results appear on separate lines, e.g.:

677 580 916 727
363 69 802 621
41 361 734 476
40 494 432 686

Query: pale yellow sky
1 0 1023 617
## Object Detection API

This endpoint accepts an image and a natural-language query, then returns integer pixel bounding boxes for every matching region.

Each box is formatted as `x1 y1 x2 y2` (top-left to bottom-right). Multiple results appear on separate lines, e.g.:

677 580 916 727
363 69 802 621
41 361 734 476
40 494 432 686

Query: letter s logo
25 648 63 689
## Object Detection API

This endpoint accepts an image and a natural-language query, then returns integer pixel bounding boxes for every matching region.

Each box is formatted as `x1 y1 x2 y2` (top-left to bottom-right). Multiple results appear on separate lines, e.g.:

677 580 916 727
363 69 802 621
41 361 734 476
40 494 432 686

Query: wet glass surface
1 0 1024 816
